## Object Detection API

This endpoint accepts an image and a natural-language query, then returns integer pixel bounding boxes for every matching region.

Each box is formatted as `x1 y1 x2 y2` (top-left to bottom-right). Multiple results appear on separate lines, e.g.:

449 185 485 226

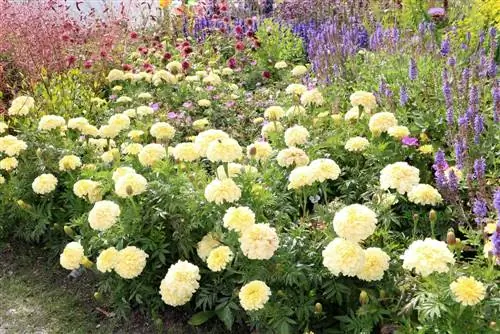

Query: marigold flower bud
429 209 437 223
359 290 369 305
314 302 323 314
447 229 456 245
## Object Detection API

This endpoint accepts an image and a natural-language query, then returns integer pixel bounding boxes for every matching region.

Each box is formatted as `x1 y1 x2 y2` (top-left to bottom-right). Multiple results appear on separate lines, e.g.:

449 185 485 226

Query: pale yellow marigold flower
247 141 273 161
222 67 234 75
253 117 265 124
137 92 153 99
277 147 309 167
223 206 255 232
73 179 101 202
67 117 89 131
344 106 362 121
356 247 390 281
333 204 377 242
407 184 442 205
112 167 136 183
402 238 455 276
38 115 66 131
194 129 230 156
81 124 99 136
192 118 210 130
150 122 176 140
310 158 341 182
100 149 119 164
387 125 410 139
116 96 132 104
204 178 241 205
369 112 398 135
172 143 201 162
159 260 200 306
115 173 148 198
239 280 271 311
202 73 222 86
207 246 234 272
114 246 149 279
60 241 84 270
345 136 370 152
8 96 35 116
484 223 496 234
0 122 8 133
96 247 119 273
322 238 365 277
123 109 137 118
264 106 285 121
99 124 121 139
350 91 377 112
88 200 121 231
128 130 145 141
418 144 434 154
291 65 308 77
58 155 82 171
239 223 279 260
122 143 143 155
300 88 324 107
0 157 18 171
138 143 166 167
450 276 486 306
197 233 221 260
107 69 125 82
136 105 155 117
166 61 182 74
284 125 309 147
0 135 28 156
286 105 306 117
197 99 211 107
380 162 420 194
108 114 130 131
32 173 58 194
274 61 288 69
206 138 242 163
261 121 284 138
288 166 314 190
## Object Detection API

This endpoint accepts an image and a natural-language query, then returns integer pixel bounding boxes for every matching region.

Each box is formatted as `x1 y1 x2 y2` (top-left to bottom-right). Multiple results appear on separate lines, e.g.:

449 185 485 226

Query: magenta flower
402 136 419 147
428 7 445 17
167 112 178 119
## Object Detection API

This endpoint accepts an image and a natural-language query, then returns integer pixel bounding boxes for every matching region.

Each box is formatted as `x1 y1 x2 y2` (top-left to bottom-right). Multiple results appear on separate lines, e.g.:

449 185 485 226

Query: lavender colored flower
442 69 453 125
447 57 456 67
487 58 497 78
473 157 486 180
225 100 236 108
447 170 459 193
459 68 470 94
428 7 445 17
433 149 449 171
150 102 160 111
409 58 418 80
109 95 117 101
491 231 500 256
440 38 450 56
401 136 419 147
469 85 479 110
167 112 178 119
474 114 484 144
479 30 485 46
473 198 488 219
493 189 500 214
183 101 193 109
493 84 500 123
400 86 409 106
454 138 466 169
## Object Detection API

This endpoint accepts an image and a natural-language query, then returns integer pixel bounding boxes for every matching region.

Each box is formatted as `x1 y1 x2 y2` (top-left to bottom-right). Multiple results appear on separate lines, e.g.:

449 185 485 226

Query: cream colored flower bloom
0 157 18 171
58 155 82 171
136 105 154 117
380 162 420 194
108 114 130 131
369 112 398 135
67 117 89 131
116 96 132 104
0 122 8 133
172 143 200 162
286 105 306 117
60 242 84 270
202 73 222 86
388 125 410 139
291 65 308 76
107 69 125 82
450 276 486 306
274 61 288 69
284 125 309 147
197 233 221 260
166 61 182 74
277 147 309 167
345 136 370 152
264 106 285 121
407 184 442 205
159 260 200 306
150 122 176 140
239 280 271 311
192 118 210 130
8 96 35 116
356 248 390 281
138 92 153 100
204 178 241 205
239 224 279 260
115 173 148 198
0 135 28 156
350 91 376 112
247 141 273 161
197 99 211 107
310 158 341 182
300 88 324 106
73 179 101 202
114 246 148 279
96 247 119 273
194 129 230 156
333 204 377 242
88 200 121 231
99 125 120 139
418 144 434 155
38 115 66 131
138 143 166 167
207 246 233 272
223 206 255 232
288 166 315 190
322 238 365 277
402 238 455 276
206 138 242 163
261 122 284 138
122 143 143 155
32 174 58 194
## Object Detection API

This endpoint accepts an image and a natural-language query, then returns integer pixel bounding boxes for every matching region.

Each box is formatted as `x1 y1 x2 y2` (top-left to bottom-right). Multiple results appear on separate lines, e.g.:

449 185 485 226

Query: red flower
66 55 76 66
83 60 93 69
235 41 245 51
262 71 271 79
182 61 190 70
227 57 237 69
163 52 172 60
183 46 193 55
130 31 138 39
235 25 243 34
100 50 108 58
122 64 132 71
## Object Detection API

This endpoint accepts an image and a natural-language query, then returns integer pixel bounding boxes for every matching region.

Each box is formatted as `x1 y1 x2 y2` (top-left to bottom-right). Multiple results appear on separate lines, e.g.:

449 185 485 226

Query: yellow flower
0 135 27 156
204 178 241 205
356 248 390 281
206 138 242 163
223 206 255 232
310 158 341 182
247 141 273 161
345 136 370 152
207 246 233 272
99 124 120 139
333 204 377 242
112 167 137 183
100 149 119 164
136 105 154 117
107 69 125 82
344 106 362 121
387 125 410 139
38 115 66 131
32 174 58 194
123 109 137 118
172 143 201 162
81 124 99 136
418 144 434 154
137 92 152 99
239 223 279 260
276 147 309 167
0 176 5 184
8 96 35 116
239 280 271 311
73 179 101 202
96 247 119 273
369 112 398 135
197 99 211 107
114 173 148 198
322 238 365 277
380 162 420 194
0 157 18 171
88 200 121 231
160 260 200 306
407 184 442 205
197 233 221 260
58 155 82 171
194 129 230 156
450 276 486 306
284 125 309 147
202 73 222 86
286 105 306 117
300 88 324 106
0 122 8 133
222 67 234 75
402 238 455 276
114 246 149 279
138 143 166 167
150 122 176 140
192 118 210 130
127 130 144 141
349 91 377 112
60 241 84 270
108 114 131 131
67 117 90 131
261 121 284 138
291 65 308 77
264 106 285 121
274 61 288 69
288 166 315 190
122 143 143 155
166 61 182 74
484 223 497 234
